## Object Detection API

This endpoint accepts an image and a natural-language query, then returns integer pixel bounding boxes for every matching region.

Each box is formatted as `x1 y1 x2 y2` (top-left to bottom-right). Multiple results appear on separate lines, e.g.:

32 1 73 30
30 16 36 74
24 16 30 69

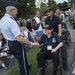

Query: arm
51 42 63 53
38 34 44 44
58 24 62 36
4 44 9 49
37 21 42 25
35 17 42 25
16 36 34 47
11 21 39 47
55 42 63 50
2 39 9 49
56 16 62 36
51 33 63 53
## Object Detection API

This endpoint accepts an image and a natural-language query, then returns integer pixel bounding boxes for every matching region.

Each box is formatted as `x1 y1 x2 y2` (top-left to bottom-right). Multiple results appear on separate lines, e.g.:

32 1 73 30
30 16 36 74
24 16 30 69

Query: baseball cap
5 1 20 9
44 24 53 30
46 7 54 12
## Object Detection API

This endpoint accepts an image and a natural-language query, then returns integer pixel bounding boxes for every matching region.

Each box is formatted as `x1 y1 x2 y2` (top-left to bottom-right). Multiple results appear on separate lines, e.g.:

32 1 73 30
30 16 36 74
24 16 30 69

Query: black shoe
0 65 7 70
0 65 3 69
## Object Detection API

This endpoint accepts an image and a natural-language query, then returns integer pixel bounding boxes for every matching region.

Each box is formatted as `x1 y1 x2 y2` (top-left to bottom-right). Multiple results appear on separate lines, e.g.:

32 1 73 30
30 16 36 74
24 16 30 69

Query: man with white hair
0 1 38 75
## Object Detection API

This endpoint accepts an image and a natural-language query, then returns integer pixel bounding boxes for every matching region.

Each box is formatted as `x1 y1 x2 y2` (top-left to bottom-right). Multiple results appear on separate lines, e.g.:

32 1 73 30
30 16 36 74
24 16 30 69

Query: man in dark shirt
37 25 63 75
45 7 62 36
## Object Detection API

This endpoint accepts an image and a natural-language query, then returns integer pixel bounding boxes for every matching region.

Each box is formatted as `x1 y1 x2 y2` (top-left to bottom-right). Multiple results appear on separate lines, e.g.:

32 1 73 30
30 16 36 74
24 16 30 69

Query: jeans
36 30 43 38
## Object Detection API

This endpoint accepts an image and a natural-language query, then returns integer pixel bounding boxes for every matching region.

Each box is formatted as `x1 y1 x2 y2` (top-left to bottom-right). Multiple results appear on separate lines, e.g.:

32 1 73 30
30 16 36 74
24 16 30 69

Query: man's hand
33 42 39 46
29 42 39 47
58 33 62 37
51 48 57 53
51 42 63 53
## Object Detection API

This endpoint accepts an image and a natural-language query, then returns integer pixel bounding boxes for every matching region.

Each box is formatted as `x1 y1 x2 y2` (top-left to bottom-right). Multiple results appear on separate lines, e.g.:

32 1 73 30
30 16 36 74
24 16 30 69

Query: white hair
6 6 16 12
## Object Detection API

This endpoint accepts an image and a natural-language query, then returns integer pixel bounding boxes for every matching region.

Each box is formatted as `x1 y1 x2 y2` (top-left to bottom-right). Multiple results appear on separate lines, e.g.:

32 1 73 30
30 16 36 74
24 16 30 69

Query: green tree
38 2 48 16
68 0 73 7
0 0 36 19
16 0 36 18
57 1 69 9
0 0 6 18
47 0 58 12
62 1 68 8
57 3 63 9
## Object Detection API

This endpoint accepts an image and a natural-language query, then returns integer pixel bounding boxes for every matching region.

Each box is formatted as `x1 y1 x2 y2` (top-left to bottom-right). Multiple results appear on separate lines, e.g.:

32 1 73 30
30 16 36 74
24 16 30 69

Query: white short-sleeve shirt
0 14 22 41
34 17 43 32
61 13 65 22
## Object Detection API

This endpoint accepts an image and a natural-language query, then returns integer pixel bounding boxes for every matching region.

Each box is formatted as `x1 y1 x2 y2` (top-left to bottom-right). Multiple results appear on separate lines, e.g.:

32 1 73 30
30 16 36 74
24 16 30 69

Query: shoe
0 65 7 70
0 65 3 69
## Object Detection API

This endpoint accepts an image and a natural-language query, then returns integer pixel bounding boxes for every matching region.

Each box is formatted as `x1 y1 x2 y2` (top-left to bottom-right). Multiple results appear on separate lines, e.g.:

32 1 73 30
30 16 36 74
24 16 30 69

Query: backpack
32 19 39 30
26 21 32 32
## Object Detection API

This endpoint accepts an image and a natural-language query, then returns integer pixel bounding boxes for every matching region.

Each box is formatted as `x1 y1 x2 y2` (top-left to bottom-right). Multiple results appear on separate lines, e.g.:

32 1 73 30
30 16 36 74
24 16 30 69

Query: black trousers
8 40 29 75
37 50 59 71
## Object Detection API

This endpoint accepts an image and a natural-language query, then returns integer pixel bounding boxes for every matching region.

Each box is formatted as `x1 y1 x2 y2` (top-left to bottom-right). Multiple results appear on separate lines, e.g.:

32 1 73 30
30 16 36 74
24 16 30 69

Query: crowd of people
0 1 73 75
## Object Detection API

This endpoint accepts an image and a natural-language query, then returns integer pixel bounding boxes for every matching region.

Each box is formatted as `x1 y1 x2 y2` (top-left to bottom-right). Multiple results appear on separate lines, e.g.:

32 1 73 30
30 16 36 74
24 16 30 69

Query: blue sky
55 0 68 3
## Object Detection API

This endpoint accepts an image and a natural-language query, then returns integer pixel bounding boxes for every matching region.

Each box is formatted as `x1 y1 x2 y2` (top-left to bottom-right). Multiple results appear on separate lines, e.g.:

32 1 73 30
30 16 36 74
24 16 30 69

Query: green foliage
38 2 48 16
7 65 20 75
62 1 68 8
47 0 58 12
18 0 36 18
0 0 36 19
0 0 73 19
57 3 63 9
0 0 6 18
57 1 72 9
68 0 73 7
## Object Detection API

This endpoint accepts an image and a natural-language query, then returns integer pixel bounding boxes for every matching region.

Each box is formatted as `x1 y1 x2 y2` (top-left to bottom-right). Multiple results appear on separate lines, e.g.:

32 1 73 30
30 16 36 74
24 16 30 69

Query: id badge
47 45 52 50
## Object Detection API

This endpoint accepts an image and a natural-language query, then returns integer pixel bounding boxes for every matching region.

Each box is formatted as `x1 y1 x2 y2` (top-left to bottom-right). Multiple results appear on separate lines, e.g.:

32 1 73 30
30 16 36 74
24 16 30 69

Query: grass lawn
7 47 39 75
7 64 19 75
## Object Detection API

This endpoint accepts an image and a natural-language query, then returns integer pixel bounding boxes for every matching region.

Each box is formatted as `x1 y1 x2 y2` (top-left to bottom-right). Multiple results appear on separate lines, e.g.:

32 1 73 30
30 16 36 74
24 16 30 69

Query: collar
49 15 55 20
5 13 15 20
